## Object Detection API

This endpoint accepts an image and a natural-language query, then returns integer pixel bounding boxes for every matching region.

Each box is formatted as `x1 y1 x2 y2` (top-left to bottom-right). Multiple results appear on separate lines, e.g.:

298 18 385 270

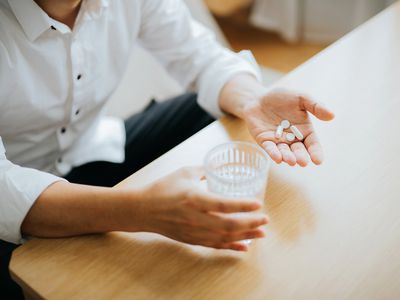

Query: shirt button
50 25 57 30
77 74 82 80
61 127 66 134
75 109 80 115
57 157 63 163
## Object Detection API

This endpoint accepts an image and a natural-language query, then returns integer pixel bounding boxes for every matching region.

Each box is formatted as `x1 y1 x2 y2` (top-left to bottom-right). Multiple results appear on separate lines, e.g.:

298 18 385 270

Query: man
0 0 334 297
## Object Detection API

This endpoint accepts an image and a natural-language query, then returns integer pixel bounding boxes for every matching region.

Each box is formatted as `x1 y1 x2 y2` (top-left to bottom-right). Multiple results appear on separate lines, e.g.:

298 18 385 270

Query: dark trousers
65 93 214 186
0 93 214 298
0 240 23 299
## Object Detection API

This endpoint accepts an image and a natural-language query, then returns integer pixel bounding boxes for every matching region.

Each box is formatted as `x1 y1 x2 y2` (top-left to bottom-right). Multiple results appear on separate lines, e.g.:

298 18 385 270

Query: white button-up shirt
0 0 260 244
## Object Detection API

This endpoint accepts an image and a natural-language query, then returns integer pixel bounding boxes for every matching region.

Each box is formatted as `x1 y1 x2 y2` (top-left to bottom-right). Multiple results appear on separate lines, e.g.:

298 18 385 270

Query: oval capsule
290 125 304 140
275 125 283 138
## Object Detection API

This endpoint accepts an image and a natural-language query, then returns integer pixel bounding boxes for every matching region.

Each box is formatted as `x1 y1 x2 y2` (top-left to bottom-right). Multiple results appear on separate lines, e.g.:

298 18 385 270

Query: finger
290 142 310 167
277 143 296 166
262 141 282 163
220 228 266 243
212 212 269 233
303 132 324 165
191 192 262 213
254 130 276 143
187 227 255 251
193 226 266 245
190 211 268 234
255 131 285 145
299 96 335 121
227 242 248 251
202 241 248 252
255 131 283 162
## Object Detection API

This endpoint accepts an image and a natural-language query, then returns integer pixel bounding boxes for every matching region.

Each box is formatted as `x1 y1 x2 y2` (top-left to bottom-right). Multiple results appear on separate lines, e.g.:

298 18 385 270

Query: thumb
299 96 335 121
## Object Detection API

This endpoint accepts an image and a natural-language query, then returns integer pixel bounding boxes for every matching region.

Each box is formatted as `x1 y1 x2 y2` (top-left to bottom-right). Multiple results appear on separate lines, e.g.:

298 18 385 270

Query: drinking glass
204 141 270 244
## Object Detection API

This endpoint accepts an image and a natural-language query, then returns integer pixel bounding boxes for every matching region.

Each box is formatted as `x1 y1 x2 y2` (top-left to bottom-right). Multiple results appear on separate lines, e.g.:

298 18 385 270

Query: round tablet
280 120 290 129
286 133 295 142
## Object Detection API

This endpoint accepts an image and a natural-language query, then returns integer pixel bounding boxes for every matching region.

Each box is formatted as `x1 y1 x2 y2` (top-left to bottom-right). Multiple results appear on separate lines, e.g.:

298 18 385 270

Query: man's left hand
242 90 335 166
219 74 335 167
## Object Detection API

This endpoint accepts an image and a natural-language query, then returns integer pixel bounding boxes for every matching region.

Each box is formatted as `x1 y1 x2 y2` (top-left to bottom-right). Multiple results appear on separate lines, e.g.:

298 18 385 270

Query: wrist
109 186 149 233
219 73 268 119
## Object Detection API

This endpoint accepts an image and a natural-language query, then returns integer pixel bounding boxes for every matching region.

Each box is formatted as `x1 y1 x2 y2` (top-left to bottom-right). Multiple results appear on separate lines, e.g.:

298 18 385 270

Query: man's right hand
130 167 268 251
23 167 268 252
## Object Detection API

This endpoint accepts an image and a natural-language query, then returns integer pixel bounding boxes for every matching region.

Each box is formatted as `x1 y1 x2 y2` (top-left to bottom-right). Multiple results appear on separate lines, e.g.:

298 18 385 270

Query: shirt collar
8 0 53 42
8 0 110 41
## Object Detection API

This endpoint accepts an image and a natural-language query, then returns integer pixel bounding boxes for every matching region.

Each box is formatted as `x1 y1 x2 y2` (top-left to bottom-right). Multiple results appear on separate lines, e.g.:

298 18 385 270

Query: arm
0 135 266 250
138 0 261 118
137 0 335 166
18 166 267 252
0 137 65 244
21 181 142 238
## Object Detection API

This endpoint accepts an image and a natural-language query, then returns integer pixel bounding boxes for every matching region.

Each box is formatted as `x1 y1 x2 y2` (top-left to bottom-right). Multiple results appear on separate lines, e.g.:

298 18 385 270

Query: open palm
243 91 335 166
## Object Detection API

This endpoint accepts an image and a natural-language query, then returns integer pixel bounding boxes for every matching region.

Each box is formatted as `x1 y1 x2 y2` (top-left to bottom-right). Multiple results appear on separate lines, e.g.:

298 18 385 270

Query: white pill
286 133 295 142
290 125 304 140
280 120 290 129
275 125 283 138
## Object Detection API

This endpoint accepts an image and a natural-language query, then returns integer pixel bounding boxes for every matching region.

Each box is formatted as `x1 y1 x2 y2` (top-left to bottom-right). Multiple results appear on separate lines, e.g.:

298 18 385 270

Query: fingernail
240 245 249 252
312 156 323 165
274 151 282 161
233 244 247 251
255 231 265 238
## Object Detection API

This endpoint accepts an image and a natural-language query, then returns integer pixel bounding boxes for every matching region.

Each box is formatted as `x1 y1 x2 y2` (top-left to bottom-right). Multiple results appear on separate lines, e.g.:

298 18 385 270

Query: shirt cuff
0 164 66 244
196 50 262 118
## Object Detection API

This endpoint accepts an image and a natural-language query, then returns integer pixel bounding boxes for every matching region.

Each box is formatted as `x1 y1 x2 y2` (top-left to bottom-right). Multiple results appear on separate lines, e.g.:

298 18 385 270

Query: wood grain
10 2 400 299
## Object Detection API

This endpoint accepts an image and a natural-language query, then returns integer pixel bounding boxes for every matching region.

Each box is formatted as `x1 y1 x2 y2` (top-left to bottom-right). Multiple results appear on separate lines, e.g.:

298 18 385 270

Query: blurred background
201 0 397 73
107 0 397 118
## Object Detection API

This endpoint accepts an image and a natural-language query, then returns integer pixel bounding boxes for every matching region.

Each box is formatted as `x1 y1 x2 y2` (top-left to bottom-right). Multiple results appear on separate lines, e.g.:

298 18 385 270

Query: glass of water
204 142 270 244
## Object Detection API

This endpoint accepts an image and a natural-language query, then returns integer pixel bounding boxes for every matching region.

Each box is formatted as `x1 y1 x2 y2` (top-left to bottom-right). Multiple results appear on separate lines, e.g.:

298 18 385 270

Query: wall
303 0 398 43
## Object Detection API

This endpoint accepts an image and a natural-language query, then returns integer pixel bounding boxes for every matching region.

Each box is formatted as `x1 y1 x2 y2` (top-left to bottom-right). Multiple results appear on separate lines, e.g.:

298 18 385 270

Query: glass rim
204 141 270 184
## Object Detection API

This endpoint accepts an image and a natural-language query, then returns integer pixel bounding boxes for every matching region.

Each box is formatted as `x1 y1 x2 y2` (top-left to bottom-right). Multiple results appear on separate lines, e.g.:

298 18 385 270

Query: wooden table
10 3 400 299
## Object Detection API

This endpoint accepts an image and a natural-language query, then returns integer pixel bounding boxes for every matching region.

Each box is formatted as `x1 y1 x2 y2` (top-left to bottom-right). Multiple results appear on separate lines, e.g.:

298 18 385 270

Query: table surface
10 2 400 300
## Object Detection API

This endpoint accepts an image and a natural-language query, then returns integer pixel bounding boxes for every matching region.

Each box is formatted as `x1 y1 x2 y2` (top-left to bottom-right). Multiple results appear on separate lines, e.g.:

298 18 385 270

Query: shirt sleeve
0 137 66 244
137 0 262 118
